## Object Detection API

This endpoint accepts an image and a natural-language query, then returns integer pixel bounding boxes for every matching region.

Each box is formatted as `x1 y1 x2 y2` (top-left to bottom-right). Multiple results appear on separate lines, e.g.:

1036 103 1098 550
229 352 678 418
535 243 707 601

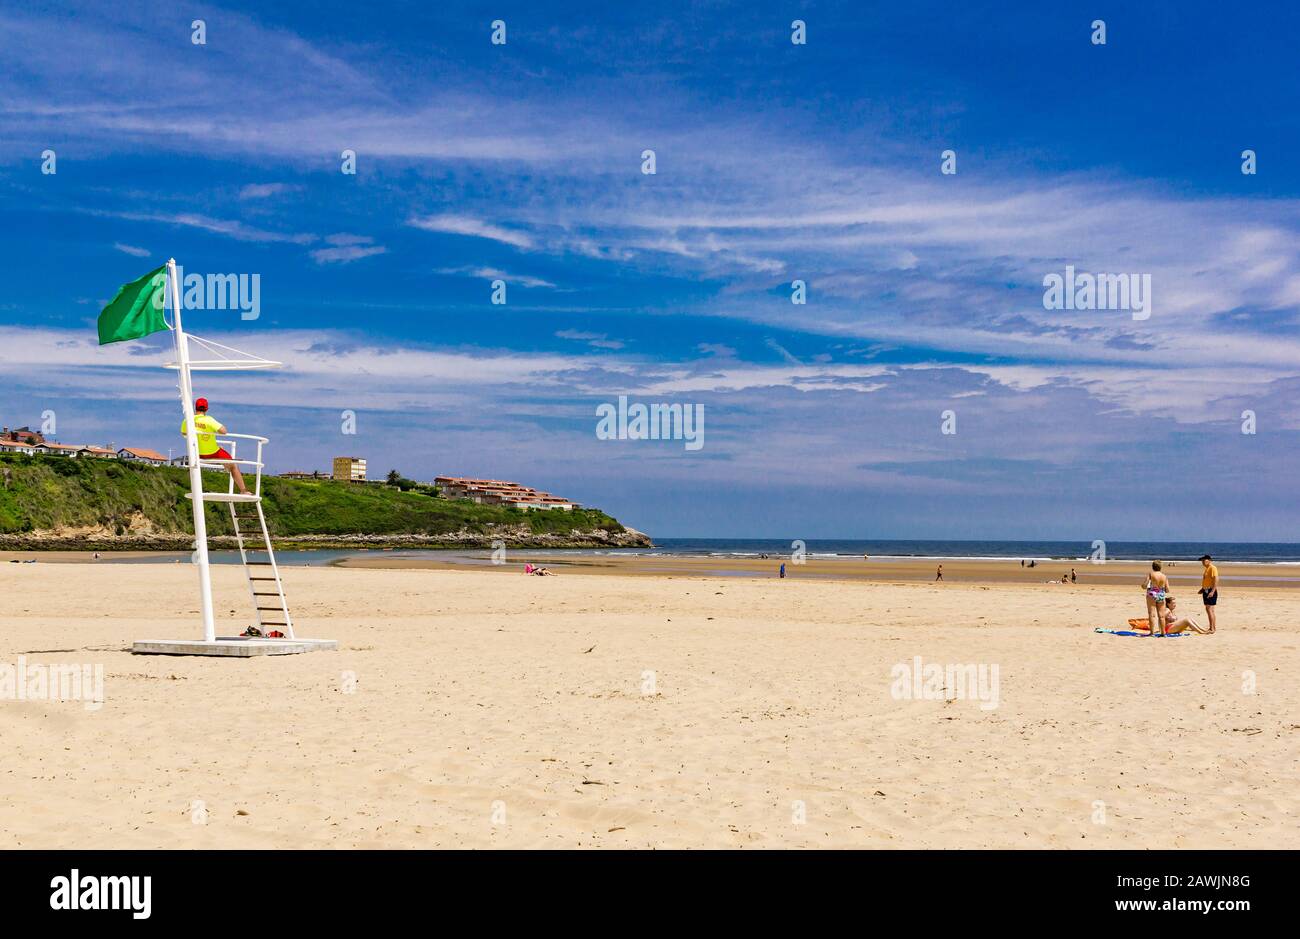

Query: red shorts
202 447 233 462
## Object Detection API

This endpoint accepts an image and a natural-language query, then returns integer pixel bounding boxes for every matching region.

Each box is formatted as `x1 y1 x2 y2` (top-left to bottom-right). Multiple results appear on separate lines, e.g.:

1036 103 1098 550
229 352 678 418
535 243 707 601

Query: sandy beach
2 559 1296 849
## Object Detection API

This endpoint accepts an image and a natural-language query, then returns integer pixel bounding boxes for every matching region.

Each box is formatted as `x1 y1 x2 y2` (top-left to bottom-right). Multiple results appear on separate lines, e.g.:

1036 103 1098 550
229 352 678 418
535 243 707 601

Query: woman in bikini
1127 595 1211 635
1161 595 1211 634
1142 561 1171 637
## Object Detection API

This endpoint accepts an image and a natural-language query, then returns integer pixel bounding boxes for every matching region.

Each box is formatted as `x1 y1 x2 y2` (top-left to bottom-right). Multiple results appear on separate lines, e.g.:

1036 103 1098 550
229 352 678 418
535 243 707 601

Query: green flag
97 264 169 345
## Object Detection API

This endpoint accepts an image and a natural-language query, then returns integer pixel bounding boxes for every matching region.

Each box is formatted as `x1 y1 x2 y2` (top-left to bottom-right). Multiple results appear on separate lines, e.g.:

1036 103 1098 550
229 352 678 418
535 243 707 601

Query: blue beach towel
1094 627 1189 637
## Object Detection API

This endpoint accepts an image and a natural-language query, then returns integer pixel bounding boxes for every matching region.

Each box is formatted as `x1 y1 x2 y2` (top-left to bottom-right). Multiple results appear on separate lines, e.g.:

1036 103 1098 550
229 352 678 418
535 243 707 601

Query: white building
333 456 367 482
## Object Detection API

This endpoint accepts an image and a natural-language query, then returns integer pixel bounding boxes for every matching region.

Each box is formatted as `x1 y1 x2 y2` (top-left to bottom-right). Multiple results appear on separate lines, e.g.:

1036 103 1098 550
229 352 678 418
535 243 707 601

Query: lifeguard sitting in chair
181 396 249 495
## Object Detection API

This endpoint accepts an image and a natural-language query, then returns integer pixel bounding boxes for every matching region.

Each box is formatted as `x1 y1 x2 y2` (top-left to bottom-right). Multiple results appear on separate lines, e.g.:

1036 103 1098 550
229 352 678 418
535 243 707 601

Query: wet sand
7 547 1290 590
333 552 1298 590
1 550 182 563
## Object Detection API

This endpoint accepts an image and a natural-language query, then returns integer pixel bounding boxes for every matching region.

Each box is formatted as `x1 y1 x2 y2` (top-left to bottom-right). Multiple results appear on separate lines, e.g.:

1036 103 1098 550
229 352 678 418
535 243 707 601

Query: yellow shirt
181 413 223 456
1201 564 1218 589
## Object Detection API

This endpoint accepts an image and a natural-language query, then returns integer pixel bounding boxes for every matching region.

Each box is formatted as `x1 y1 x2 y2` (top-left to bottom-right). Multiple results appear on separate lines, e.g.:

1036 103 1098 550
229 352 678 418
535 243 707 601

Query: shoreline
5 543 1294 563
6 549 1293 589
331 553 1295 588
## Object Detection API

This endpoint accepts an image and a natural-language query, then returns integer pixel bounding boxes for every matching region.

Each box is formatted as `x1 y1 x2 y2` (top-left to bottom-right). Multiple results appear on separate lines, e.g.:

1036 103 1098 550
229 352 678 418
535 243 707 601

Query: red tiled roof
436 475 576 505
119 447 167 461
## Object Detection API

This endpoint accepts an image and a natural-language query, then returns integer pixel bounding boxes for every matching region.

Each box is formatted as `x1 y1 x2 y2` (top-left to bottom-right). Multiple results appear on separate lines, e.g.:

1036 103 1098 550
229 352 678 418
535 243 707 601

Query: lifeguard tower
132 259 337 656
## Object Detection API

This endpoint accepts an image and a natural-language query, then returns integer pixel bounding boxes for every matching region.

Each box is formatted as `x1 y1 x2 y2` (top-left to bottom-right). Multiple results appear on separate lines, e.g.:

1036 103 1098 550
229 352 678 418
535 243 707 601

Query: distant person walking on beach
935 565 943 582
1199 554 1219 633
1142 561 1171 637
779 562 786 579
181 397 248 495
1070 568 1077 583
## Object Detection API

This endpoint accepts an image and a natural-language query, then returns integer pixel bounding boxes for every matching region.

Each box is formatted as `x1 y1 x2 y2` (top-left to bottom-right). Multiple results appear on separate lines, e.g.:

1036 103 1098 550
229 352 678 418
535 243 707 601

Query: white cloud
324 233 376 247
94 209 316 245
556 329 624 350
238 183 298 200
408 214 534 250
437 266 555 288
310 244 387 264
310 234 386 264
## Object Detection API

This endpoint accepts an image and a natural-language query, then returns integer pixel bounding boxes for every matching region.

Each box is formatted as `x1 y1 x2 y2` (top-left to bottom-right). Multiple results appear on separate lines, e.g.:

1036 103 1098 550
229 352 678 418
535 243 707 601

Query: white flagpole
169 258 216 642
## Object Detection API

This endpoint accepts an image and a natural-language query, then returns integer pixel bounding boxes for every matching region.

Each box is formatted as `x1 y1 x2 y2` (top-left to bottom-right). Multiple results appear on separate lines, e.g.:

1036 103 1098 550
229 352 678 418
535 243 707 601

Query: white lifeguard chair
132 259 337 656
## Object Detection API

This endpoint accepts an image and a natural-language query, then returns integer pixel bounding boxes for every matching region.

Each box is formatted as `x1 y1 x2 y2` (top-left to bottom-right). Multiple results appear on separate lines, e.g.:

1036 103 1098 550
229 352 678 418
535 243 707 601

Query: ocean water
645 539 1300 564
98 539 1300 566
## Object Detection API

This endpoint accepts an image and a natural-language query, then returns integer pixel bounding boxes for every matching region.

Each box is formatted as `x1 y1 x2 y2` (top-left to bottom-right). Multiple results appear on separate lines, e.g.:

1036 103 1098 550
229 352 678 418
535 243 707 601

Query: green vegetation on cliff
0 454 633 544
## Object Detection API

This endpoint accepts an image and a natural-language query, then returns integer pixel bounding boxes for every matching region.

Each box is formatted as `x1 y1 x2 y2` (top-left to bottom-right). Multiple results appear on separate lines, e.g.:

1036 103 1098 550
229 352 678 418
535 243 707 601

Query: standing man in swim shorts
181 397 250 495
1198 554 1219 633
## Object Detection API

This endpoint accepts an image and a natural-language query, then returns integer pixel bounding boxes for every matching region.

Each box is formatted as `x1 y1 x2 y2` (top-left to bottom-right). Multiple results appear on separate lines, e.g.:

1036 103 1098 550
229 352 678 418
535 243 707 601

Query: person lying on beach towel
1124 596 1210 635
1161 596 1211 634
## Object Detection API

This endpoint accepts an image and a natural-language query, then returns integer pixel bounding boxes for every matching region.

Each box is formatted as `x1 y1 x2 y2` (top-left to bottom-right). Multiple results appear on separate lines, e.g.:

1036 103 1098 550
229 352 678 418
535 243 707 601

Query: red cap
195 397 209 411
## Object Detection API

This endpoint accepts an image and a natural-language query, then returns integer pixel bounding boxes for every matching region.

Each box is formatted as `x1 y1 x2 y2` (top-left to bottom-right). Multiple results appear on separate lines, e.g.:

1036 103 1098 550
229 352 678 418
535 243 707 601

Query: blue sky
2 1 1299 539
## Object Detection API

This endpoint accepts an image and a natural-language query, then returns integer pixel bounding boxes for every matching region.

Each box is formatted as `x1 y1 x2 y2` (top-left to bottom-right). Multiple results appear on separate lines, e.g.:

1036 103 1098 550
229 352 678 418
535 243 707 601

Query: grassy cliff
0 454 647 549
